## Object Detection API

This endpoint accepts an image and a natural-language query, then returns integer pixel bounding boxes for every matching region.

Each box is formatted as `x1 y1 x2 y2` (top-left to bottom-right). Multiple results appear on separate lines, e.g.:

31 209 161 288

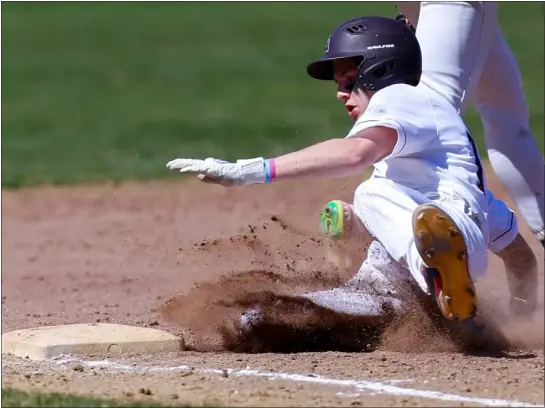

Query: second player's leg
472 26 545 244
395 1 498 113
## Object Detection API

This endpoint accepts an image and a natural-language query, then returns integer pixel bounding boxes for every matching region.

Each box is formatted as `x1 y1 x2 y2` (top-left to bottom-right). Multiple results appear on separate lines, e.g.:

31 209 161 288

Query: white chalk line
52 355 543 408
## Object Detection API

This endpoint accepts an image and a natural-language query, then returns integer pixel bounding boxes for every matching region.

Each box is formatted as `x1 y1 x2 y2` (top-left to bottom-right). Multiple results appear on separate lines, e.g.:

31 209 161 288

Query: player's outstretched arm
273 127 396 181
494 233 538 317
166 126 397 187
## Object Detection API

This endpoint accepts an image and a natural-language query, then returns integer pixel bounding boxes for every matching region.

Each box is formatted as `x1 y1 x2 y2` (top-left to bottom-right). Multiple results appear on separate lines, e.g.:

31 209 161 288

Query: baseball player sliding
167 16 538 330
395 1 545 248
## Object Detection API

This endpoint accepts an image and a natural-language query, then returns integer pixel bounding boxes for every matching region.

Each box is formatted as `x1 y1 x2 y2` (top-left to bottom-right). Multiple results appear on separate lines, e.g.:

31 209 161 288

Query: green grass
2 2 543 187
1 388 197 408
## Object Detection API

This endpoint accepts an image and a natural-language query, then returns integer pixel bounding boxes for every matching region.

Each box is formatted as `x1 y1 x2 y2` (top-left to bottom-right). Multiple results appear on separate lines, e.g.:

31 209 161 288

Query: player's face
333 58 368 121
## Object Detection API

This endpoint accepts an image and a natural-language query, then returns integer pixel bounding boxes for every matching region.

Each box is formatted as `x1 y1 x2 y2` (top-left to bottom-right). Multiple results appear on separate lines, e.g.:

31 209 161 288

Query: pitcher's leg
473 26 545 243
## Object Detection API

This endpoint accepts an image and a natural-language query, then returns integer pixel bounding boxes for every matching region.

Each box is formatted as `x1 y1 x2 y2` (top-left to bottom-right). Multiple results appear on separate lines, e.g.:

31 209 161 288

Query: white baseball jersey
347 83 485 211
342 84 517 293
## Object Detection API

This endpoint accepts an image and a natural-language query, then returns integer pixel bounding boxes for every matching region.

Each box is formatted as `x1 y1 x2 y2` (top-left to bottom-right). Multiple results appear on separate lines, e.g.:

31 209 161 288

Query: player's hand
166 157 267 187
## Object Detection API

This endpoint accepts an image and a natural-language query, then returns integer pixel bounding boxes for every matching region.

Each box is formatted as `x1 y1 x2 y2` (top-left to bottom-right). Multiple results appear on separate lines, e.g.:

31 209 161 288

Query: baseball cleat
320 200 350 239
412 203 477 321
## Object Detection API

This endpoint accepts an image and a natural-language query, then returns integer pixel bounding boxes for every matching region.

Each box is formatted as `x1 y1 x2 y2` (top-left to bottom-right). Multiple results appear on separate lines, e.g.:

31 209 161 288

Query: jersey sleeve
345 85 435 160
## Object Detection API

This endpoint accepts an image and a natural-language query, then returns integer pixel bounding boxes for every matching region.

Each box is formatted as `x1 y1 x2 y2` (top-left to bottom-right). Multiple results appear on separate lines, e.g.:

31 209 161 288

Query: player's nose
336 91 350 101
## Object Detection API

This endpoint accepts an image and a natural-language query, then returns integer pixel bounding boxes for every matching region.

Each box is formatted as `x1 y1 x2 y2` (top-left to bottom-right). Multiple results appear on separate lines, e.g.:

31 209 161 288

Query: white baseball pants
304 177 518 316
395 1 545 240
302 240 415 316
352 178 517 294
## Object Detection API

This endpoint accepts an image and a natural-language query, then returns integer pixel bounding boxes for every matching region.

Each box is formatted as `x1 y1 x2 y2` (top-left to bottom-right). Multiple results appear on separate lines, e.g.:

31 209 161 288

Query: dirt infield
2 167 544 407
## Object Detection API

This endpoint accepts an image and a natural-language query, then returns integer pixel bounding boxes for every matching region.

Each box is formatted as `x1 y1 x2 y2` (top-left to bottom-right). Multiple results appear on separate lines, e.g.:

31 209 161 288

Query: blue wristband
264 159 271 184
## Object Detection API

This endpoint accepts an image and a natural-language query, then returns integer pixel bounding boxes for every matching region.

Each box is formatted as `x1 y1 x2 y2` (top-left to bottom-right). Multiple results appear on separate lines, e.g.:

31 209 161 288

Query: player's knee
353 180 381 209
487 196 520 254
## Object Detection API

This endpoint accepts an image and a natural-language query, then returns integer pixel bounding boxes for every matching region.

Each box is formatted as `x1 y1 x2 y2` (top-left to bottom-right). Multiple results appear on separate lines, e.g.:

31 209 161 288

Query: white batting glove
166 157 268 187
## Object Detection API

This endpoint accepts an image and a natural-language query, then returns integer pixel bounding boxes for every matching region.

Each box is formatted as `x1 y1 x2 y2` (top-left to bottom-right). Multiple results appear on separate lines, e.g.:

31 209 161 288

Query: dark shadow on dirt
219 294 391 353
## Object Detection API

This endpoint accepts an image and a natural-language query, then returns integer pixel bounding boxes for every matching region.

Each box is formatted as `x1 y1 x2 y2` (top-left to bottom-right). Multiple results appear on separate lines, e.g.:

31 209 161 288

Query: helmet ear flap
372 60 396 79
357 59 401 91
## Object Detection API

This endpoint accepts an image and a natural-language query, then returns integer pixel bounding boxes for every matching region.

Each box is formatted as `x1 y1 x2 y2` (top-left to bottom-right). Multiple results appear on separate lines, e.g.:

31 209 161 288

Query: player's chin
348 108 360 121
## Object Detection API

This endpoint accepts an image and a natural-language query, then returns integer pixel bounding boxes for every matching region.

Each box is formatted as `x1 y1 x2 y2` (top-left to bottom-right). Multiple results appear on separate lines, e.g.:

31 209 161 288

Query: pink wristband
269 158 276 181
264 158 276 183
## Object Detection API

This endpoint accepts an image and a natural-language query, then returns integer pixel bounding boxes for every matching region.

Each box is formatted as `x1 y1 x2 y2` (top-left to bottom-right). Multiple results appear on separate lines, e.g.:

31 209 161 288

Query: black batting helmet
307 16 422 92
